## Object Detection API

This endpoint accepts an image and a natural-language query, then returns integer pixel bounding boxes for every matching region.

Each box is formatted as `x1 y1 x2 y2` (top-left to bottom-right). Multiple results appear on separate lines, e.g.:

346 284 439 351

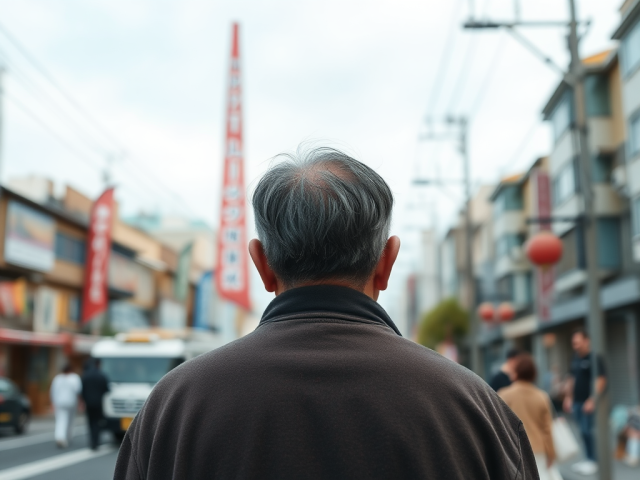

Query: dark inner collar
259 284 402 336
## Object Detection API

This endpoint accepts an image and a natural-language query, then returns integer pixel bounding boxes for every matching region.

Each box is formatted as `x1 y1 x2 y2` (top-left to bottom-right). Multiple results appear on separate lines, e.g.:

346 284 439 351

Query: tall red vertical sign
82 188 115 324
216 23 251 311
532 170 554 322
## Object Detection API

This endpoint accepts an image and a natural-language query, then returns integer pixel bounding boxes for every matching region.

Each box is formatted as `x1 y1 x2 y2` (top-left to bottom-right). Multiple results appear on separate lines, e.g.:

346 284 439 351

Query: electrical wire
5 93 104 169
5 92 172 207
0 46 110 156
424 0 465 121
467 32 506 117
0 21 204 218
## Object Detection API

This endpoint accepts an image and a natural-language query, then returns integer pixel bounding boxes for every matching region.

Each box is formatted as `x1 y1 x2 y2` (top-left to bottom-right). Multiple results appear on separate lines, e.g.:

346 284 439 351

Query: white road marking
0 426 86 452
0 446 115 480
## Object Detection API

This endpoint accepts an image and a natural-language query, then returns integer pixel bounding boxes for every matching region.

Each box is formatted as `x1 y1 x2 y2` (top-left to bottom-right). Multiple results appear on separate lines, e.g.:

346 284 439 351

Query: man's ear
249 239 279 293
372 236 401 293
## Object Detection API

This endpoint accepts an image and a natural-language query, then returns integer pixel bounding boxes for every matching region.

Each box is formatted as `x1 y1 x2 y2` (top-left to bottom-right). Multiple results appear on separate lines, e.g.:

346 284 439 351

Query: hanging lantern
496 303 515 322
478 302 495 322
525 231 563 267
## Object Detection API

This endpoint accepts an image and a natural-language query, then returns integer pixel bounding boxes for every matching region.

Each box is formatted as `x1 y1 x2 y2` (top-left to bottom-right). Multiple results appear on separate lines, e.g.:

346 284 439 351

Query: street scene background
1 1 640 479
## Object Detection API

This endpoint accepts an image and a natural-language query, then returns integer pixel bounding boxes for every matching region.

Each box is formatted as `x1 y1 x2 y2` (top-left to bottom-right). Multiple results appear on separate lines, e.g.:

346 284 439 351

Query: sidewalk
555 417 639 480
558 460 639 480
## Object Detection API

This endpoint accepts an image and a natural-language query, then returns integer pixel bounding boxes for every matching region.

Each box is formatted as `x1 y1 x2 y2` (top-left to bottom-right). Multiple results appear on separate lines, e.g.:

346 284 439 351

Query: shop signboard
4 200 55 272
82 188 115 324
532 170 554 322
0 278 27 317
215 23 251 311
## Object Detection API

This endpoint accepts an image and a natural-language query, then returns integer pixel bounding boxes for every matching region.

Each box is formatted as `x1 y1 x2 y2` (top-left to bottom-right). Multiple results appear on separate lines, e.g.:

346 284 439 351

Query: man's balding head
251 146 395 292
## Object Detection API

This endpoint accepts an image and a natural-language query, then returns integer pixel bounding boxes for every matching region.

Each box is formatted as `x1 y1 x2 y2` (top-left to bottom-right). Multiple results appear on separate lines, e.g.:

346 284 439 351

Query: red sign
82 188 115 324
533 170 554 322
215 23 251 311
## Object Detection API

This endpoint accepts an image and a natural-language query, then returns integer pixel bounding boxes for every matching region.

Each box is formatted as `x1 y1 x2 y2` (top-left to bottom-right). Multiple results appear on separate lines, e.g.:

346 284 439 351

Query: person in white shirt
50 364 82 448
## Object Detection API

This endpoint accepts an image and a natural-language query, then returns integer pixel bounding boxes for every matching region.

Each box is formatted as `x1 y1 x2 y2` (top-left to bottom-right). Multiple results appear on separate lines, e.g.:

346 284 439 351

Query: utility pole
451 116 480 377
567 0 611 476
417 117 481 375
464 1 610 477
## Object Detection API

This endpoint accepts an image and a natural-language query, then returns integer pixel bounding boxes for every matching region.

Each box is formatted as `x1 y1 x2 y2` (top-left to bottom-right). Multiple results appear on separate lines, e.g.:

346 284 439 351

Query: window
496 233 525 259
99 357 184 384
597 218 621 269
493 186 523 217
630 111 640 159
552 159 579 206
585 74 611 116
496 275 513 302
512 272 532 306
592 153 614 183
555 227 585 278
55 232 86 264
551 90 573 142
621 18 640 76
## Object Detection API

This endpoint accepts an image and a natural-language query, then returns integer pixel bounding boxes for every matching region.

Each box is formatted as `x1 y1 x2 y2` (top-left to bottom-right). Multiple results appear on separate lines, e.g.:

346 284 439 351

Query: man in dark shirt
81 359 109 450
115 147 537 479
489 348 522 392
563 329 606 475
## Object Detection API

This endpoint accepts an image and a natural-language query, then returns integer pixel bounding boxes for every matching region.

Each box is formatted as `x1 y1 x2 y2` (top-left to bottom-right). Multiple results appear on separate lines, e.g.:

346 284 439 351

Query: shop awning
0 328 69 346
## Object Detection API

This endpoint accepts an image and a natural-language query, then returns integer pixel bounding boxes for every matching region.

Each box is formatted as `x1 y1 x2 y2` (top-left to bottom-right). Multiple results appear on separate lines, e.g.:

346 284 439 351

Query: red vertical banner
81 188 115 324
532 170 554 322
215 23 251 311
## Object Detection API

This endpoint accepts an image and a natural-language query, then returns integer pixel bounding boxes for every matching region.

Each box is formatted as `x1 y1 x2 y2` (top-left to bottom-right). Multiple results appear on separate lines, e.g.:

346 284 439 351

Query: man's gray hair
252 146 394 289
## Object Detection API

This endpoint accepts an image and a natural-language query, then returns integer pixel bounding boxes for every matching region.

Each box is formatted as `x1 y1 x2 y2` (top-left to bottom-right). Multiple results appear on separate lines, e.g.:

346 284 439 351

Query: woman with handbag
499 354 563 480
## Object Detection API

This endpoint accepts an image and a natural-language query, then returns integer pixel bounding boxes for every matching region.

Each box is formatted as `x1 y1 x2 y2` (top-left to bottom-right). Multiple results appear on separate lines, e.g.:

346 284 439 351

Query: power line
0 47 110 157
445 35 479 115
0 21 122 151
0 21 204 218
467 32 506 117
5 93 104 169
424 0 464 121
5 92 168 207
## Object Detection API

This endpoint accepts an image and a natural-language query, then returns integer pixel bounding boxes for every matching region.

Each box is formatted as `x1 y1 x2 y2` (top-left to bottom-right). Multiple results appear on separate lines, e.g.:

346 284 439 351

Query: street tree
417 298 469 349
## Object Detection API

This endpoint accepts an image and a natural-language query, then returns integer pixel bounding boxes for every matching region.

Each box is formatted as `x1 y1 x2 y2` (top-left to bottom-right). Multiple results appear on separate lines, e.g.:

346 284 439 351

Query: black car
0 377 30 435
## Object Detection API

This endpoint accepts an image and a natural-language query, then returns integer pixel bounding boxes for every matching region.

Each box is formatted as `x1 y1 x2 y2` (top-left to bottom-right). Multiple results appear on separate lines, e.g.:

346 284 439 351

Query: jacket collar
259 284 402 336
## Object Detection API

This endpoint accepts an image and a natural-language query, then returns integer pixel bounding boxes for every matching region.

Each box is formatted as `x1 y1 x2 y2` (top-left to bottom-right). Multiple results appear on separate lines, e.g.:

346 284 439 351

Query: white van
91 330 222 439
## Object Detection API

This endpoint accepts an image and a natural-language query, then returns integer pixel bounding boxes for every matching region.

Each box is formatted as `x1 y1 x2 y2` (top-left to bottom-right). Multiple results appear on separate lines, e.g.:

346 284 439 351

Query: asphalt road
0 415 118 480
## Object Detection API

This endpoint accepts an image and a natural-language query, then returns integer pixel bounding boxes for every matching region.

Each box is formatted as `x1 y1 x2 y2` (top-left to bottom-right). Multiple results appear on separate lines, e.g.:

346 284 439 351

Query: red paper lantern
478 302 495 322
525 231 563 267
496 303 515 322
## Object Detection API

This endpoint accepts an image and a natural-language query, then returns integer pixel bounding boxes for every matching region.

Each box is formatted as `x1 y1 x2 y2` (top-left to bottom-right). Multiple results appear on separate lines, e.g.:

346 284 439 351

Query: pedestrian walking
489 348 522 392
563 329 607 475
81 358 109 450
50 364 81 448
499 354 562 480
115 147 538 480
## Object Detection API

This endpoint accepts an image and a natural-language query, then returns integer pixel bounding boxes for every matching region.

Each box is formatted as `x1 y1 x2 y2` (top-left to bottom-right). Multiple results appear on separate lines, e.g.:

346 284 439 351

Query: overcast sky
0 0 623 321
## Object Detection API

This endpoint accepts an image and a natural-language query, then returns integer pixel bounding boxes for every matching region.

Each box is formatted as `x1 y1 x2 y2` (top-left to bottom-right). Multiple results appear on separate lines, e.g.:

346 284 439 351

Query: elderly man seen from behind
115 146 538 480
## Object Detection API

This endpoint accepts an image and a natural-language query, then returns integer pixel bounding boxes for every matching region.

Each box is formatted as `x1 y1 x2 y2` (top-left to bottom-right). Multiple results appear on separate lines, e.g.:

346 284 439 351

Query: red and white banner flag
82 188 115 324
532 170 554 322
215 23 251 311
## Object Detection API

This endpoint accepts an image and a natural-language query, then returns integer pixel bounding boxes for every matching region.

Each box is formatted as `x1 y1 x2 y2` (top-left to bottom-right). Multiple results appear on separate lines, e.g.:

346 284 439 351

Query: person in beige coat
499 354 562 480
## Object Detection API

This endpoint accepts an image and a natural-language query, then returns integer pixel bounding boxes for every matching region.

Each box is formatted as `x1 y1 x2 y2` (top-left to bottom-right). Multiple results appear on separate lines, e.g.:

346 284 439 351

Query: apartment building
537 45 639 406
613 0 640 263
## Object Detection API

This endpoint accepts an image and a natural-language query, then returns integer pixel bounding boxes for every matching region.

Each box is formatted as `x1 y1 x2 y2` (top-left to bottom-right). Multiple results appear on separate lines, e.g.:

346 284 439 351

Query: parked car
0 377 30 435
